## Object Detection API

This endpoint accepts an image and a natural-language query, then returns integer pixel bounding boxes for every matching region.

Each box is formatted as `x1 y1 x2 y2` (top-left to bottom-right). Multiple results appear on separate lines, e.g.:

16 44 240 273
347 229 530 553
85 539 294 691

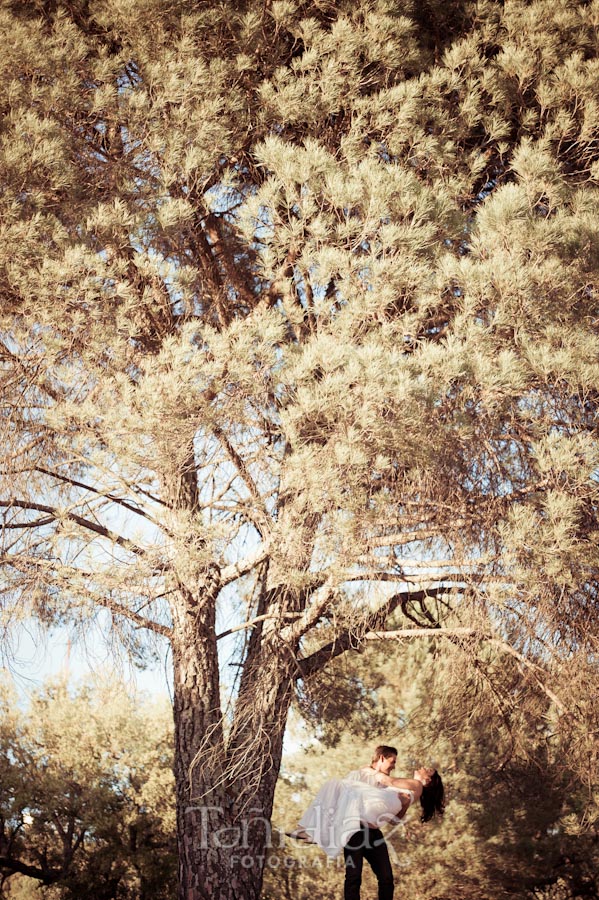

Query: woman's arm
373 773 425 799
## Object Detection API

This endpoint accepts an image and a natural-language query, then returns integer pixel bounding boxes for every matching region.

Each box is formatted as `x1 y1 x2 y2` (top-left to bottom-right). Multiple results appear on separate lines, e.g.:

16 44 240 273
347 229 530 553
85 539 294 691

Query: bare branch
0 499 147 556
0 337 63 404
93 592 173 639
363 529 454 548
27 557 170 636
2 516 56 529
0 435 44 463
32 466 165 528
211 425 271 532
364 627 477 639
216 610 299 641
354 554 495 571
0 552 172 638
488 638 569 715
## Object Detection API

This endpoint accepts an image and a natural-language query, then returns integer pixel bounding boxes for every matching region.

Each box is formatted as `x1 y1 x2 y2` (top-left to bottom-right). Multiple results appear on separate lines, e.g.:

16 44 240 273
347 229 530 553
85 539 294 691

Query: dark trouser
343 825 394 900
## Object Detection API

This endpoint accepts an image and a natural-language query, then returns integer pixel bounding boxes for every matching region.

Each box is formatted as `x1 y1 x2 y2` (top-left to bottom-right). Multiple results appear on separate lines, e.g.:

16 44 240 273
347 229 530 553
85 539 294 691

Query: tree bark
171 576 295 900
171 574 222 900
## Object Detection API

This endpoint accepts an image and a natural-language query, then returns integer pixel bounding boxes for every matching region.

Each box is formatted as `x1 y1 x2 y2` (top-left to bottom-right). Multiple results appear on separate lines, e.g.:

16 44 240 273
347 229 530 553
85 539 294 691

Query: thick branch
298 587 448 679
220 540 271 586
364 627 477 639
0 855 61 885
281 580 335 643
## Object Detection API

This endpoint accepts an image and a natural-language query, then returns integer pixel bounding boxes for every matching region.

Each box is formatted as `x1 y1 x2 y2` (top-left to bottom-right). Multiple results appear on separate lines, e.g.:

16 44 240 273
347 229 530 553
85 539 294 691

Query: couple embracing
288 744 445 900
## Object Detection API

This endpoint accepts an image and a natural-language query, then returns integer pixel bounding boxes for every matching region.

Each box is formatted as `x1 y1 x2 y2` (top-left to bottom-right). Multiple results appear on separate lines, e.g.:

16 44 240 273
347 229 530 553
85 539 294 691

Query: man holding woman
289 743 445 900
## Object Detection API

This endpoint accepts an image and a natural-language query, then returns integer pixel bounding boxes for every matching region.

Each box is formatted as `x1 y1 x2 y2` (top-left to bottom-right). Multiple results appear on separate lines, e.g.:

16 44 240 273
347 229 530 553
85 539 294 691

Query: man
342 744 432 900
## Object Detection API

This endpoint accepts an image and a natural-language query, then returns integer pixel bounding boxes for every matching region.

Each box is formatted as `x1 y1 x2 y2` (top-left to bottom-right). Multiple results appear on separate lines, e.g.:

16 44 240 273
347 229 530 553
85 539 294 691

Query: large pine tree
1 1 599 897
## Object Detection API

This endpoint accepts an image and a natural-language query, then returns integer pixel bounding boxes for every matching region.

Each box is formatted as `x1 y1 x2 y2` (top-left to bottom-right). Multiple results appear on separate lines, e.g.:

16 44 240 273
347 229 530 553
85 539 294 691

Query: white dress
297 768 414 859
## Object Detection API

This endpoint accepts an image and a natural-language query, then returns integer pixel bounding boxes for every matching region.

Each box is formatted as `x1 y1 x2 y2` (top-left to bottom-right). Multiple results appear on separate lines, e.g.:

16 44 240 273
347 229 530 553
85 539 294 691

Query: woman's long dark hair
420 771 445 823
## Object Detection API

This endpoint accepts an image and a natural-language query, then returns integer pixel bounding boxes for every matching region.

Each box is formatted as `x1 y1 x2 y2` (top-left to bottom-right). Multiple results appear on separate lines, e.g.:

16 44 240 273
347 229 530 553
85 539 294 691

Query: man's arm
395 793 412 820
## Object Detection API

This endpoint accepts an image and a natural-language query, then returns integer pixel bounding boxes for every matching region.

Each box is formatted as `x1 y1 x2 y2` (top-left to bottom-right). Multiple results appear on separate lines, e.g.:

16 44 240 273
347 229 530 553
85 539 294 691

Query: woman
288 766 444 859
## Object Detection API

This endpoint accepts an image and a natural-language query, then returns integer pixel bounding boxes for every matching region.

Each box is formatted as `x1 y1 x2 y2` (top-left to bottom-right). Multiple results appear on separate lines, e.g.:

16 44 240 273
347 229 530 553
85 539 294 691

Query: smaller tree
0 676 176 900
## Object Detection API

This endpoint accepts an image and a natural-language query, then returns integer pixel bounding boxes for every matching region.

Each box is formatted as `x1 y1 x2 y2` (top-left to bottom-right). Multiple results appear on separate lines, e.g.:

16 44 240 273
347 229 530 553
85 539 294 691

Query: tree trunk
174 757 289 900
171 584 294 900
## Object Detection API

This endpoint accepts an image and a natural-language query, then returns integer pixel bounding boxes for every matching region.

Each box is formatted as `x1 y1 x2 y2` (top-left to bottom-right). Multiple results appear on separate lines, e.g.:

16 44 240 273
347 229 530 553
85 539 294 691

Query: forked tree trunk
171 590 294 900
